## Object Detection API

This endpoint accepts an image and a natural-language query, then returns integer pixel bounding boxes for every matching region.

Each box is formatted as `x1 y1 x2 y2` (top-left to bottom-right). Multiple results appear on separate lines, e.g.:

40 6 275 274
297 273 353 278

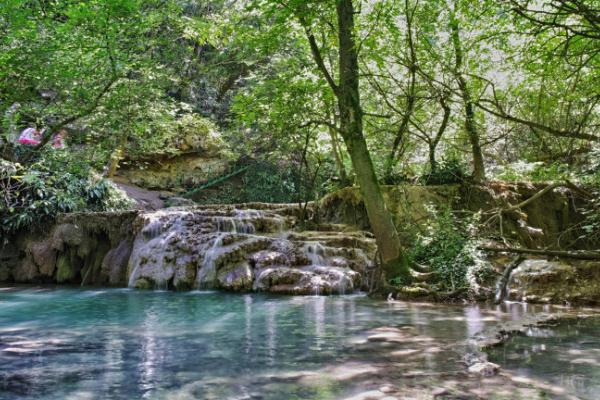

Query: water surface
487 316 600 400
0 288 596 399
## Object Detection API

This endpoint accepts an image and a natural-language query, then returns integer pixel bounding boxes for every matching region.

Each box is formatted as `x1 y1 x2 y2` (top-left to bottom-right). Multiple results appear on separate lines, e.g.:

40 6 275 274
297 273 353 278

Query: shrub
495 161 573 182
419 158 467 185
406 206 487 292
192 160 334 205
0 151 134 240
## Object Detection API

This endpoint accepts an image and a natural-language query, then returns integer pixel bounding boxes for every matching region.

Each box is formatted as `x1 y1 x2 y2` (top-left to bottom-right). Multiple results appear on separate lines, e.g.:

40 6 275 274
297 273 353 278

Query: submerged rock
468 362 500 376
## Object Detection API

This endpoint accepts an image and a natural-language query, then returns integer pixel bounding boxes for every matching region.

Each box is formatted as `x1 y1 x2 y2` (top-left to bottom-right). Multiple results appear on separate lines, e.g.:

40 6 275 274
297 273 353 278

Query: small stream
0 288 598 399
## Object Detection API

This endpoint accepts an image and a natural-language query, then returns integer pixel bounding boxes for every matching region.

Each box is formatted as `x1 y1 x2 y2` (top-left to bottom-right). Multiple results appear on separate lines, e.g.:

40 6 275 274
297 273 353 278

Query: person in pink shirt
18 127 42 145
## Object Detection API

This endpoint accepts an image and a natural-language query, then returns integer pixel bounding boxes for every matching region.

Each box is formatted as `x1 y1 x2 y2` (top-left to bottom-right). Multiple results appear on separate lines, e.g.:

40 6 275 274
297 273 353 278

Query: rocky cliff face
115 154 228 191
0 212 138 286
508 258 600 305
115 116 232 191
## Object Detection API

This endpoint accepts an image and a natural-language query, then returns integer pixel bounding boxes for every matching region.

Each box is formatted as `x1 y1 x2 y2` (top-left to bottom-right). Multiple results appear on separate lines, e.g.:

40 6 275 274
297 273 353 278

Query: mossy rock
56 254 78 283
133 278 153 289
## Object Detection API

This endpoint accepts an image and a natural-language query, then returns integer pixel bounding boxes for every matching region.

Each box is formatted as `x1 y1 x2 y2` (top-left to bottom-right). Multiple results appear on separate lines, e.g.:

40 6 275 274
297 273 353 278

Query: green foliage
0 151 133 239
496 162 573 183
407 206 480 291
193 161 300 204
419 158 467 185
579 153 600 246
192 159 336 205
240 162 299 203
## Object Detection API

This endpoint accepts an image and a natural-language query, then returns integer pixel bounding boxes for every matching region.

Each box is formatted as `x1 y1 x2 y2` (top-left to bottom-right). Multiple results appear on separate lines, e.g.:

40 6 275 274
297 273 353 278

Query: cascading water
303 242 327 266
128 210 192 288
126 204 377 294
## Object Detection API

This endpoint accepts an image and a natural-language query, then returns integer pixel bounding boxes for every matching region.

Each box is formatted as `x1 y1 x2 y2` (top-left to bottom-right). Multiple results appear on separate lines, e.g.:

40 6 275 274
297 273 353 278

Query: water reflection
266 301 277 365
0 289 597 400
464 305 483 337
487 317 600 400
244 294 252 355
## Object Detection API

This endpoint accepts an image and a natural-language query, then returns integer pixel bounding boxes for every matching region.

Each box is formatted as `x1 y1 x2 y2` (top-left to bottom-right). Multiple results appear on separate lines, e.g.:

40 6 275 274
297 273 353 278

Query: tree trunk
329 125 350 186
336 0 411 281
449 3 485 182
105 135 127 178
429 95 451 173
429 144 438 174
327 103 351 186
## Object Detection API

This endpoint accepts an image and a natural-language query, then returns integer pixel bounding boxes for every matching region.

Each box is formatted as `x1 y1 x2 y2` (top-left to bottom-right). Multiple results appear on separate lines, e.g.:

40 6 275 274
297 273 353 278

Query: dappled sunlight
1 289 599 399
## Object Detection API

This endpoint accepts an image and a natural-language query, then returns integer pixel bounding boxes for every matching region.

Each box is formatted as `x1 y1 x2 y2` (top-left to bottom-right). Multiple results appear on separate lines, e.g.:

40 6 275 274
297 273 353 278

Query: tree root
494 255 524 304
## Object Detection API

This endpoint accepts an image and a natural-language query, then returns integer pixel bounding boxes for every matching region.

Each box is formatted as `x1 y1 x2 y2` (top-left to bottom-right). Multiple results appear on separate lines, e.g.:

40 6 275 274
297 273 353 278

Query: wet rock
509 258 600 305
52 224 85 249
468 362 500 376
133 278 152 289
12 258 39 282
100 240 132 285
218 262 253 291
432 387 448 397
56 254 78 283
253 265 358 295
29 240 56 277
0 265 11 281
378 385 396 394
127 206 373 294
173 261 197 290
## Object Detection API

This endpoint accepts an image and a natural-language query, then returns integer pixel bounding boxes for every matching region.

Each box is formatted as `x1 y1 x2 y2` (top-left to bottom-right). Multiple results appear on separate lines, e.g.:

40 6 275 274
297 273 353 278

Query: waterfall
126 204 377 294
303 242 327 266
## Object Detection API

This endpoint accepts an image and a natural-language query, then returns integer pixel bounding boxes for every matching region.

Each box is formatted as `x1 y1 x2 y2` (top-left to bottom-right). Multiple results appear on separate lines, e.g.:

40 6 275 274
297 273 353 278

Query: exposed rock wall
116 154 228 191
0 211 138 286
508 258 600 305
0 204 375 295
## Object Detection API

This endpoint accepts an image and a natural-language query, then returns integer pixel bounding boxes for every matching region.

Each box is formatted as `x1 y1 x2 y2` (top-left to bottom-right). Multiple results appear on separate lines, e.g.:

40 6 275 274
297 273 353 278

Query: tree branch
299 16 339 96
479 246 600 260
476 100 600 142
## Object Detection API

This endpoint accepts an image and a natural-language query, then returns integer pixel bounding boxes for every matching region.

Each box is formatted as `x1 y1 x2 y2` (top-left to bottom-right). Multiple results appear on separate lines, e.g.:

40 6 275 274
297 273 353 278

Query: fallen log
478 246 600 260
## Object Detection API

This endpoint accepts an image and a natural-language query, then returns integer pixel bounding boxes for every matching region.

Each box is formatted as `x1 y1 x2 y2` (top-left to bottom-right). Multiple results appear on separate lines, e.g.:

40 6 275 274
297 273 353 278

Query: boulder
468 362 500 376
12 258 39 282
100 240 132 285
29 240 56 277
218 262 254 291
52 224 85 249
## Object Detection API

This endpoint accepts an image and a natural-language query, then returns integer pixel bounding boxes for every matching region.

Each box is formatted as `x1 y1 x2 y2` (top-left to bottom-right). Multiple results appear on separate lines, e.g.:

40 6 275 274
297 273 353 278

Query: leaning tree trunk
336 0 411 281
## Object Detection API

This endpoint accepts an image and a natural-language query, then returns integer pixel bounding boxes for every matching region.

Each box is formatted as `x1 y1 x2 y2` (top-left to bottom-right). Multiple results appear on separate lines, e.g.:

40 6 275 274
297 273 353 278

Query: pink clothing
18 128 42 145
